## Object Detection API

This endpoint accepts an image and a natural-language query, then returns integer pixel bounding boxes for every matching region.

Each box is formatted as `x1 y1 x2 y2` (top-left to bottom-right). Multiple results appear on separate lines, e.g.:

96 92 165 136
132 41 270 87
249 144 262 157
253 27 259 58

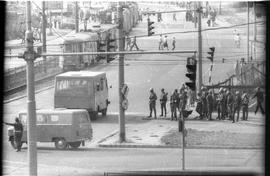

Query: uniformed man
179 90 188 119
241 92 249 121
201 89 208 119
233 91 242 122
226 89 234 122
252 87 265 115
148 88 157 119
206 90 214 120
170 89 179 121
4 117 23 152
159 88 168 117
196 92 203 119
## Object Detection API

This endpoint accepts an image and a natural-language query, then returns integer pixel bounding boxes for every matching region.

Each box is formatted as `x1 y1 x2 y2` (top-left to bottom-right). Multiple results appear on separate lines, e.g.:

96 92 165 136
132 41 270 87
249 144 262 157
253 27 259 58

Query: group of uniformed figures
148 86 265 123
148 85 189 121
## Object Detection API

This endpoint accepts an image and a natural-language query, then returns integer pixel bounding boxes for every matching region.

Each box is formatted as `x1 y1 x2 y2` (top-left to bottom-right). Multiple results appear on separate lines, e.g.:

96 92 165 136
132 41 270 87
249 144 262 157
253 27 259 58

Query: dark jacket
5 122 23 132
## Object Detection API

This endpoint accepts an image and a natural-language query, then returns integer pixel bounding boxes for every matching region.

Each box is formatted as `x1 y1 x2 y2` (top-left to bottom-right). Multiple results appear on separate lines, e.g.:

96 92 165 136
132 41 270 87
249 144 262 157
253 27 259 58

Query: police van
54 71 110 120
7 109 93 150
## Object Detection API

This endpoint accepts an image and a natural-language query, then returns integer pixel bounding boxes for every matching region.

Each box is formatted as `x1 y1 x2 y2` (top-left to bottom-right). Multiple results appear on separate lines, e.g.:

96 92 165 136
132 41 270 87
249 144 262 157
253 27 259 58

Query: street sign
121 84 129 98
122 99 129 110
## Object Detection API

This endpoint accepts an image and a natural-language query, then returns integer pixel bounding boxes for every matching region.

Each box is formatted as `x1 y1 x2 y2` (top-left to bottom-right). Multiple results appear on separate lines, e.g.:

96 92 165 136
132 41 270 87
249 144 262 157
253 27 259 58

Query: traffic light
185 57 197 91
207 47 215 62
147 18 154 36
106 38 116 63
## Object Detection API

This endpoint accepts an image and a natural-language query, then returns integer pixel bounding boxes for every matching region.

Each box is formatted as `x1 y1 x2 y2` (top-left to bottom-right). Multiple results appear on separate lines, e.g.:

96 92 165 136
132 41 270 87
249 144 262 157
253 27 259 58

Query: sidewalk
98 112 265 148
5 28 73 48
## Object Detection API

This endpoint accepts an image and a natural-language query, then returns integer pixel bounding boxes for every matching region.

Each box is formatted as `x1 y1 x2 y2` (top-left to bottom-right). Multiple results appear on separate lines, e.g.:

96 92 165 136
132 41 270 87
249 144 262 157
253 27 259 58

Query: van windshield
55 79 91 96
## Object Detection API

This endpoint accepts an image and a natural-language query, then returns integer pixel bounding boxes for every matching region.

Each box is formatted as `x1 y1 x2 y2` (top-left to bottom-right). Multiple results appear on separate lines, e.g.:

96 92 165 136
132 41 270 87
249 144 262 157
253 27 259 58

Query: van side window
50 115 59 123
100 78 104 91
37 114 46 124
79 114 89 123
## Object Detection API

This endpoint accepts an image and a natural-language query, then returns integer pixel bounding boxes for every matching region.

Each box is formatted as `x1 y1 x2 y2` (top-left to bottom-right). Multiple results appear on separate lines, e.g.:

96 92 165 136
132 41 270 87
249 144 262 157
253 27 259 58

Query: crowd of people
148 86 265 123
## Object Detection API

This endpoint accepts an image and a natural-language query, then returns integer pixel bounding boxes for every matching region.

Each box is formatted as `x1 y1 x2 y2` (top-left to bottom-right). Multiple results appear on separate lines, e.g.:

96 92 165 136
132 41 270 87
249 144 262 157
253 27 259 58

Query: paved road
3 3 266 175
3 148 263 176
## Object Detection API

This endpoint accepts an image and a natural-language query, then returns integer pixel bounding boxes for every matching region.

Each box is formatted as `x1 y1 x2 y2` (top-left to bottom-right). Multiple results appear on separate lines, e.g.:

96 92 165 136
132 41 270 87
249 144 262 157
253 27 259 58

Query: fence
4 57 62 92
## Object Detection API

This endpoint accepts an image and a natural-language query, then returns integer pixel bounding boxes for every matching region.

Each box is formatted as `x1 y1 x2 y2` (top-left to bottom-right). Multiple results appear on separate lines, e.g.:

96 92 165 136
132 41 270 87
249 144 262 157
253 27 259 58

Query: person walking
148 88 157 119
241 92 249 121
206 90 214 120
252 87 265 115
130 36 140 51
173 13 177 21
125 35 131 51
4 117 23 152
163 36 169 50
172 37 176 51
159 88 168 117
233 91 242 122
159 35 164 50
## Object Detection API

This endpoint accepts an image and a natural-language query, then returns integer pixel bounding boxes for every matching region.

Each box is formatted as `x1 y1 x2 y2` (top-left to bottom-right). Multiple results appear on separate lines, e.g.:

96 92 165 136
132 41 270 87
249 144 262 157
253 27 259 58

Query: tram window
65 44 72 52
37 114 46 124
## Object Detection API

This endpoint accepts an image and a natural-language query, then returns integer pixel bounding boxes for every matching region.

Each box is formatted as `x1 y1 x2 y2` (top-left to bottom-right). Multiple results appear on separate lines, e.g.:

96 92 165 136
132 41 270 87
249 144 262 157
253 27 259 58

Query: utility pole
219 1 221 15
75 1 79 33
182 115 185 170
247 2 250 62
118 2 125 142
253 2 257 60
198 2 202 94
26 2 38 175
42 2 47 73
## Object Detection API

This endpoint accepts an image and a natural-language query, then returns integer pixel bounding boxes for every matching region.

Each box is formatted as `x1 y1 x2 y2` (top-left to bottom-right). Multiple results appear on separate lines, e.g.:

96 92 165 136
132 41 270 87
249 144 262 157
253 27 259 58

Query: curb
97 130 119 144
4 85 54 104
98 143 264 150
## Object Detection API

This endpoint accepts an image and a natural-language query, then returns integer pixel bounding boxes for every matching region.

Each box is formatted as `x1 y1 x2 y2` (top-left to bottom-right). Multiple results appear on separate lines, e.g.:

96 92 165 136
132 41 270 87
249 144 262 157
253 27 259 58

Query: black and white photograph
2 1 268 176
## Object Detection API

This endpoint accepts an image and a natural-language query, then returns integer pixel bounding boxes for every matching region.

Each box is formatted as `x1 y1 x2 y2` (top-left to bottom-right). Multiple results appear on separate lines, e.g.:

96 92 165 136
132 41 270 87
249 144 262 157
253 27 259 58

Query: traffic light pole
198 2 203 94
26 2 38 175
182 114 185 170
42 2 47 73
118 2 126 143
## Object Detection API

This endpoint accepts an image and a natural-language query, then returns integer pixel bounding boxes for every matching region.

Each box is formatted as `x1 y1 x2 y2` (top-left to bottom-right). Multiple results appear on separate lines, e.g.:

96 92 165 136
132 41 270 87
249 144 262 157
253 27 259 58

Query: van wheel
101 108 107 116
55 138 68 150
69 142 81 149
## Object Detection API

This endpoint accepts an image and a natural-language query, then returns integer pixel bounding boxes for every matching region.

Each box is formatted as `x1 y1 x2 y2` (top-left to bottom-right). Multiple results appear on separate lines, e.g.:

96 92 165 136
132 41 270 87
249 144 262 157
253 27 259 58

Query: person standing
226 90 234 123
172 37 176 51
159 35 164 50
201 90 208 119
159 88 168 117
163 36 169 50
4 117 23 152
196 92 203 119
252 87 265 115
179 90 188 119
241 92 249 121
206 90 214 120
170 89 178 121
130 36 140 51
233 91 242 122
148 88 157 119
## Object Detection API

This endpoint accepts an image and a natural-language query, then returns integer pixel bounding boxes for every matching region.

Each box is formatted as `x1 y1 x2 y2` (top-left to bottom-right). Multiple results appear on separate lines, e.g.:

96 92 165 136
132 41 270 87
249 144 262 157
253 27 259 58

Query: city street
3 2 266 176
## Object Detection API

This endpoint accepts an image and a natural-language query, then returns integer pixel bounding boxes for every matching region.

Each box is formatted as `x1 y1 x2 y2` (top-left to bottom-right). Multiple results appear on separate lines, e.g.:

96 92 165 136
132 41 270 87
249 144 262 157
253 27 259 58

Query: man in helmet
226 89 234 122
252 87 265 115
4 117 23 152
206 90 214 120
148 88 157 118
241 91 249 120
159 88 168 117
233 91 242 122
